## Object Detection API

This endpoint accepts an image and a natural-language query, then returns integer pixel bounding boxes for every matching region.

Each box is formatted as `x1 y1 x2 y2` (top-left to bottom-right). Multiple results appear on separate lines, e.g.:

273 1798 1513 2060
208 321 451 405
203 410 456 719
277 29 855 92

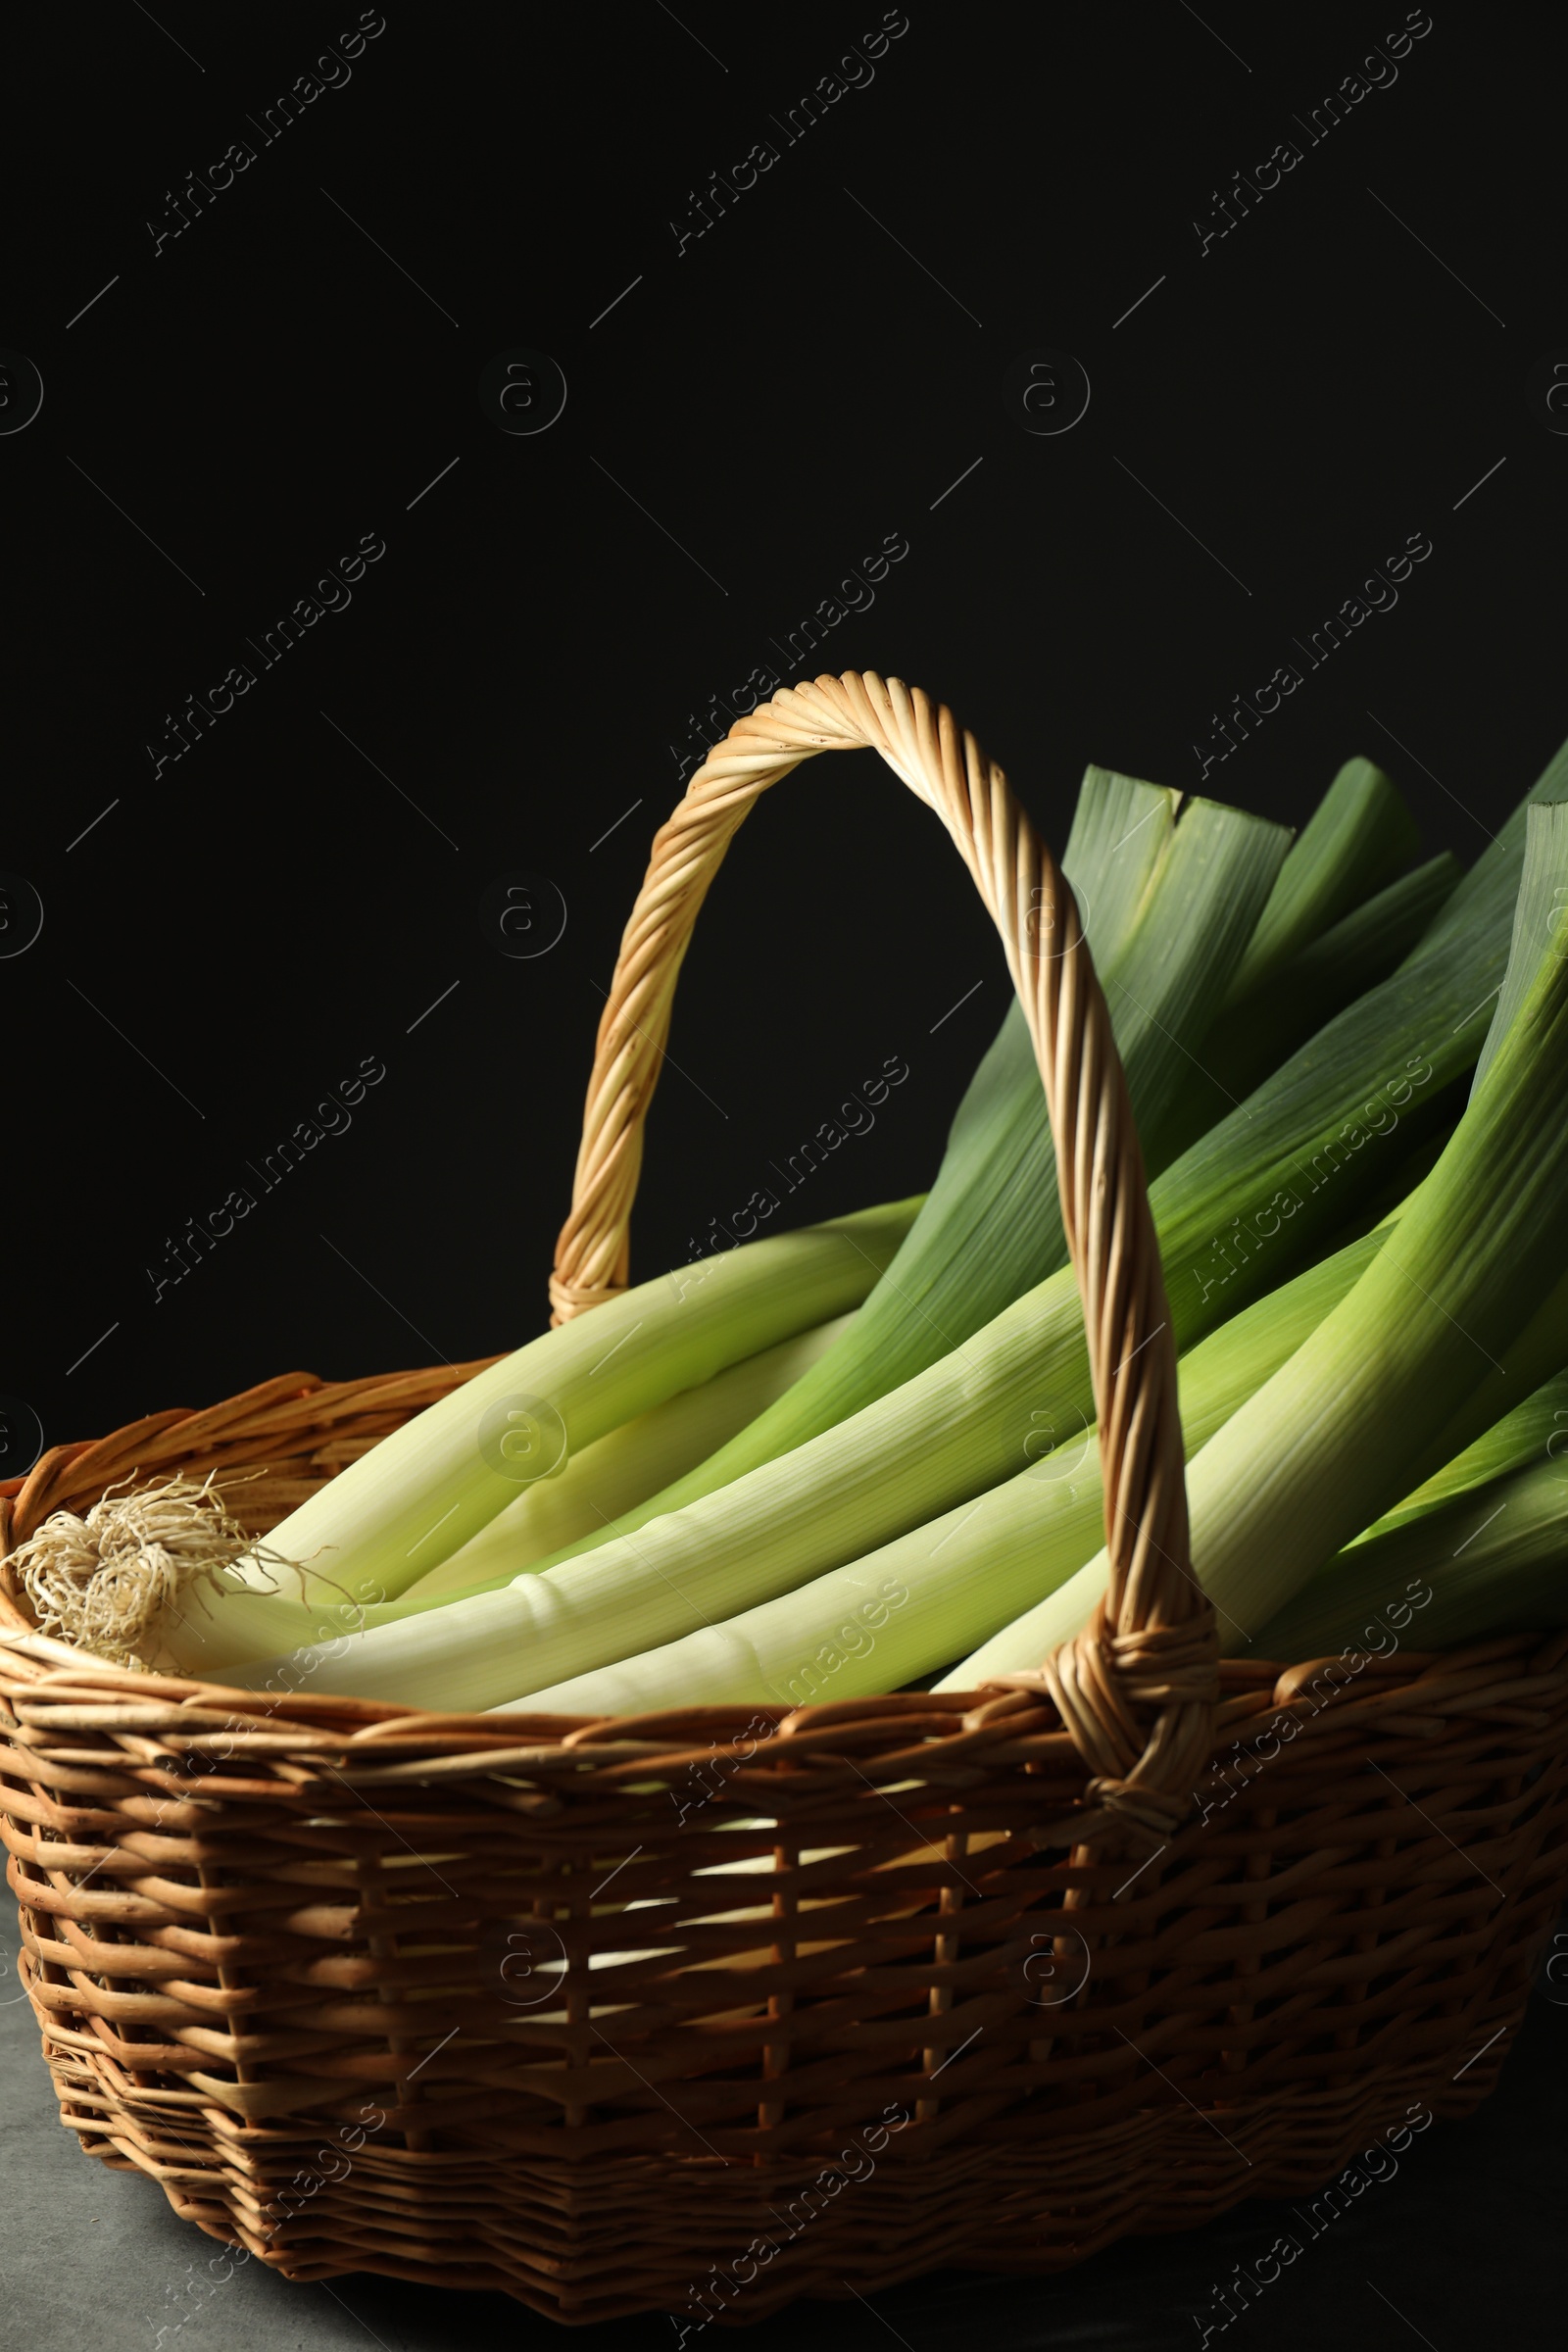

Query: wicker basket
3 673 1566 2328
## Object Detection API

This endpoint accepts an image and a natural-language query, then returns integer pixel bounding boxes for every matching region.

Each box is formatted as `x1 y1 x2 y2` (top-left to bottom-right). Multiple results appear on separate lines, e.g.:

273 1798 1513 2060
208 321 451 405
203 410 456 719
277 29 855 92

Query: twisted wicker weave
1 673 1565 2327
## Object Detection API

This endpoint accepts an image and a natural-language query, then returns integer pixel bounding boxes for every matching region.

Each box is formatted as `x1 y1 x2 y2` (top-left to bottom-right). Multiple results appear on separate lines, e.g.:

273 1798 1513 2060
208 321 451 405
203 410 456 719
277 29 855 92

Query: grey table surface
3 1897 1562 2352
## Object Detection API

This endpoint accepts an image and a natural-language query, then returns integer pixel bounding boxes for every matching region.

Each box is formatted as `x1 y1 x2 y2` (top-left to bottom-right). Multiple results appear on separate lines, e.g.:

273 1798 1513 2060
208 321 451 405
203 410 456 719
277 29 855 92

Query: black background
3 2 1566 2345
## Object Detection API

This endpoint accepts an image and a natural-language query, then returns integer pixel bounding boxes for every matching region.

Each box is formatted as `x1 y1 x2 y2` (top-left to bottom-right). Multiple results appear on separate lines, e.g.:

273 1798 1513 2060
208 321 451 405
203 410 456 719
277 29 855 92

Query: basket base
39 2019 1524 2327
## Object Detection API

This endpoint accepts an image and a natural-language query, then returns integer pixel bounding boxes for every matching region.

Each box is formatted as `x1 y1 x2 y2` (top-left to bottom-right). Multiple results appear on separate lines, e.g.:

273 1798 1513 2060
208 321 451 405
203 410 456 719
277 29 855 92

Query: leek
952 802 1568 1673
1252 1447 1568 1658
155 1198 922 1643
1353 1367 1568 1544
1239 1349 1568 1664
1218 756 1417 1007
1164 854 1461 1152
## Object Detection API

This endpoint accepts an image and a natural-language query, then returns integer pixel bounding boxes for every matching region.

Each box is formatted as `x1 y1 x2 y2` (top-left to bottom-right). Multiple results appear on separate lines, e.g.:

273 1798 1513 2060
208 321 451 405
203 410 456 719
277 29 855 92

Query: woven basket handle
551 671 1217 1838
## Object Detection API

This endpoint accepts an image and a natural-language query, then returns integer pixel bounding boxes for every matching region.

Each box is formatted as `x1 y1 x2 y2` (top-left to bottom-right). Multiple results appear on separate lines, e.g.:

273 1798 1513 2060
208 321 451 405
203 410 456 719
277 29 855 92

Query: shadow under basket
3 672 1567 2326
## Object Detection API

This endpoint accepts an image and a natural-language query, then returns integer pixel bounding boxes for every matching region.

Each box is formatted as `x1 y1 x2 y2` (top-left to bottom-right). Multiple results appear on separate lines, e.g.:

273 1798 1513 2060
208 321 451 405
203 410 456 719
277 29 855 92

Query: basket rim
1 1587 1560 1765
